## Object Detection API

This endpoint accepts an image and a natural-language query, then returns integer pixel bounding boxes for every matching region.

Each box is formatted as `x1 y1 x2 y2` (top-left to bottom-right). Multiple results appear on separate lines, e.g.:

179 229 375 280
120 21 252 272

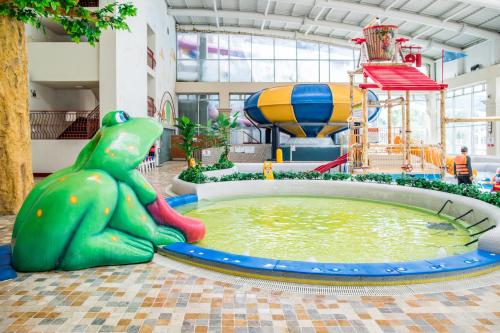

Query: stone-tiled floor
1 162 499 333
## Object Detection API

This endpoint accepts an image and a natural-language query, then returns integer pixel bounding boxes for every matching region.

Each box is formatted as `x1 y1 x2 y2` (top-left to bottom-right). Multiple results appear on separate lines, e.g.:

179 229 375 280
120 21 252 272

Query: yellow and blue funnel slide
244 84 380 138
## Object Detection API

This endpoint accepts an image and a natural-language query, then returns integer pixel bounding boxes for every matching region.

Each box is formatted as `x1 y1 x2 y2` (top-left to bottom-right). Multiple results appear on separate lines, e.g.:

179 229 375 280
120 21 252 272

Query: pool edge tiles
162 194 500 285
160 243 500 285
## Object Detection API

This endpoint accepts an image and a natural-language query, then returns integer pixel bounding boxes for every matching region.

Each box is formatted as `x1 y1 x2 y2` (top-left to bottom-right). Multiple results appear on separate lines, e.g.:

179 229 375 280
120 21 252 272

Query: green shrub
199 159 235 172
178 169 500 208
353 173 392 184
323 172 352 181
178 166 206 184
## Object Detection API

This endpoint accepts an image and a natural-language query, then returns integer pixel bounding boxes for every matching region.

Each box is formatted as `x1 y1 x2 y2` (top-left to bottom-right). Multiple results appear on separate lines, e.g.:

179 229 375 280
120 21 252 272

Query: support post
387 90 392 144
348 71 355 171
361 87 368 168
440 89 446 178
271 125 280 161
405 90 411 167
265 128 271 144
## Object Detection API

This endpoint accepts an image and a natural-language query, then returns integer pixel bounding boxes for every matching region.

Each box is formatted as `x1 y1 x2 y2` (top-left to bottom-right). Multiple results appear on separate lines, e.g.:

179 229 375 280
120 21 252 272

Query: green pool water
179 196 474 263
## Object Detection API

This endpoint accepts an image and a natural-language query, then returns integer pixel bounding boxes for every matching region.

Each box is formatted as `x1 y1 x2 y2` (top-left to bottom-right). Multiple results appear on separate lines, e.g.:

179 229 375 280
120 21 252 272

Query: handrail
469 225 496 238
466 218 489 230
147 97 156 117
437 199 453 216
242 130 260 144
30 106 100 140
453 209 474 221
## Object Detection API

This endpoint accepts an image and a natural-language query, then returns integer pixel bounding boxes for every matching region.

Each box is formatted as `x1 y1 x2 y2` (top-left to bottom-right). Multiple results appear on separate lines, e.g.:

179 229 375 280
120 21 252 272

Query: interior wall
435 40 500 80
29 83 98 111
99 0 177 120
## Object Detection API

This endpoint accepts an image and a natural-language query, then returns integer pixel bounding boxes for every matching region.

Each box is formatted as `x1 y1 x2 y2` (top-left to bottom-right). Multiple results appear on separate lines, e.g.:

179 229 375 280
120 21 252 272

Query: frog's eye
115 111 130 123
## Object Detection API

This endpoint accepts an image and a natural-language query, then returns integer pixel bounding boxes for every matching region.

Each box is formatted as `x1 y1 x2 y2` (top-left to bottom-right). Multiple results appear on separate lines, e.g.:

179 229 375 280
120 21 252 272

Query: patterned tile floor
1 162 499 333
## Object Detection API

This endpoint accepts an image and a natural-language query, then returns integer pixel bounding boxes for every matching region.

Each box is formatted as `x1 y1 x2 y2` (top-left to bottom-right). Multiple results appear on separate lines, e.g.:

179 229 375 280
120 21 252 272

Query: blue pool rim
163 195 500 283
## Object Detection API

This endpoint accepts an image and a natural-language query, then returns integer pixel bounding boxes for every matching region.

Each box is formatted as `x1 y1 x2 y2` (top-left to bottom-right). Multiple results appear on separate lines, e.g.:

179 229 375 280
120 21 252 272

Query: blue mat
0 244 17 281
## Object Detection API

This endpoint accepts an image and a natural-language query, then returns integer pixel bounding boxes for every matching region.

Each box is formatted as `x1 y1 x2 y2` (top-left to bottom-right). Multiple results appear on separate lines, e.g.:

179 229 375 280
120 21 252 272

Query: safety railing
147 96 156 117
30 106 100 140
147 47 156 70
349 142 443 173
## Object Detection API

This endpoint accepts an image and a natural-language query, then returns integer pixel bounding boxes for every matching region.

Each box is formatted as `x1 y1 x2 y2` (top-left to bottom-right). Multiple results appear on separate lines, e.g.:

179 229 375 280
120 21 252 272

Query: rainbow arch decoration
244 84 380 138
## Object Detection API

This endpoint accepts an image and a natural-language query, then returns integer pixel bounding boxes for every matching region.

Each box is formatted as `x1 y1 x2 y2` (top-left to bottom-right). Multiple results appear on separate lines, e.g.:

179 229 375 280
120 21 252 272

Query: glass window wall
177 32 358 83
178 94 219 134
441 83 487 155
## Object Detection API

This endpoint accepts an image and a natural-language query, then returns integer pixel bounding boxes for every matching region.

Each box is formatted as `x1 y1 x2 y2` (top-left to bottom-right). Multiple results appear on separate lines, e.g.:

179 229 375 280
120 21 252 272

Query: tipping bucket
363 25 397 61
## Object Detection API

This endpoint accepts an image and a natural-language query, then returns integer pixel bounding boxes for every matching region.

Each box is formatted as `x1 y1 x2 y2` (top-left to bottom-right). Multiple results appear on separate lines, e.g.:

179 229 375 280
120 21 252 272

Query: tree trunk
0 16 33 214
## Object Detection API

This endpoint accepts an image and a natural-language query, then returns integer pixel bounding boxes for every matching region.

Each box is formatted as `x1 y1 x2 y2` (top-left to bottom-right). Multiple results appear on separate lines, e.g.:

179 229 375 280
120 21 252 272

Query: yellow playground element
276 148 283 163
263 161 274 180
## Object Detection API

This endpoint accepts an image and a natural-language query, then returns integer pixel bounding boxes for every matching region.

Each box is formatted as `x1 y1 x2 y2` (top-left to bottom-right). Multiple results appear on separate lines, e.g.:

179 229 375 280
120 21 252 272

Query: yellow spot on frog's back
126 196 132 202
58 177 66 182
104 207 110 215
89 174 101 183
105 148 110 154
128 145 136 152
111 236 118 242
140 215 147 221
70 195 78 204
110 153 116 158
36 209 43 218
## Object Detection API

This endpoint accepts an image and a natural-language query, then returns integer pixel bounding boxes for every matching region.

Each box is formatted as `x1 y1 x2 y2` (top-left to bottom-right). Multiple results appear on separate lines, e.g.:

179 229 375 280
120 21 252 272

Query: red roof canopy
359 65 448 91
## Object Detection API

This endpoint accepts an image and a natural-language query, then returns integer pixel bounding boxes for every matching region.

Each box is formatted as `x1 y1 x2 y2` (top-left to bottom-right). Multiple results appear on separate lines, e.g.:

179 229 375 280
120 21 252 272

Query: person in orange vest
454 146 473 185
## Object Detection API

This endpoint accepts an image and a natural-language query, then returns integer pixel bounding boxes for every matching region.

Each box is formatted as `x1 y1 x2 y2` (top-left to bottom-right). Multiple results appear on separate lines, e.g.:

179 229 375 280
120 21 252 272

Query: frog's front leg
108 182 185 247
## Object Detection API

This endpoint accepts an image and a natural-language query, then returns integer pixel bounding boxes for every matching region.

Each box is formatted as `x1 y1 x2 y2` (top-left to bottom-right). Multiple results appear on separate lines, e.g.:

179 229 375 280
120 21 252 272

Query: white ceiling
166 0 500 59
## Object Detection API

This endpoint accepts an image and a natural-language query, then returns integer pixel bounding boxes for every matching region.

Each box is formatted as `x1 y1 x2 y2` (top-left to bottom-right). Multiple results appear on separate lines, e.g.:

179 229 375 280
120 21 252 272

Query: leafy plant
205 112 239 165
175 116 201 168
179 169 500 208
353 173 392 184
0 1 137 45
178 166 206 184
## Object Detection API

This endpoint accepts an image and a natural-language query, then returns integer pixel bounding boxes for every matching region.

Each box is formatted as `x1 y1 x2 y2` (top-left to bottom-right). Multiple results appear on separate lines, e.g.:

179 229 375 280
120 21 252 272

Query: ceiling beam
453 0 500 11
261 0 271 31
169 8 460 51
177 24 437 62
272 0 499 40
213 0 219 28
178 24 353 47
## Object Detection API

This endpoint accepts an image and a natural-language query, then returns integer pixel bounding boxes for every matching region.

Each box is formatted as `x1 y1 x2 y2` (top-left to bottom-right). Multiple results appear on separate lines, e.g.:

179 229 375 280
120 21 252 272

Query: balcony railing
147 47 156 70
147 97 156 117
30 106 100 140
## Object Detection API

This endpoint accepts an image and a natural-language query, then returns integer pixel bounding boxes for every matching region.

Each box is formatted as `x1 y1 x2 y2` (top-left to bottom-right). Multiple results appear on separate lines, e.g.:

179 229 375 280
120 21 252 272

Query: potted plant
206 112 239 169
175 116 201 168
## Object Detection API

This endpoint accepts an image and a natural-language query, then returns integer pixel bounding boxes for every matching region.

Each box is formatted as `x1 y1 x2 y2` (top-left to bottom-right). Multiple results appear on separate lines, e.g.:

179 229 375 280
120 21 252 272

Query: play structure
244 22 500 179
11 111 205 272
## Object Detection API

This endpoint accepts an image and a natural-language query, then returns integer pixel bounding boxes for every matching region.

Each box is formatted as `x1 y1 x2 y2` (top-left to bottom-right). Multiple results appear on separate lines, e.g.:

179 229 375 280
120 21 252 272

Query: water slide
314 153 349 174
244 84 381 138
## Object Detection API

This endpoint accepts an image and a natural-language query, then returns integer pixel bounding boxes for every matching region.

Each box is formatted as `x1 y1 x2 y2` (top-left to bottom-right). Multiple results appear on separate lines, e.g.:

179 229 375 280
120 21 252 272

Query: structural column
387 91 392 144
271 125 280 161
405 90 411 166
439 89 446 178
361 88 368 168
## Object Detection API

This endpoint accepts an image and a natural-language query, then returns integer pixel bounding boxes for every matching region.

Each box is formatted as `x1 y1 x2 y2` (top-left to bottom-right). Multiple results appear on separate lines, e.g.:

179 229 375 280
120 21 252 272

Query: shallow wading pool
163 181 500 283
177 196 472 263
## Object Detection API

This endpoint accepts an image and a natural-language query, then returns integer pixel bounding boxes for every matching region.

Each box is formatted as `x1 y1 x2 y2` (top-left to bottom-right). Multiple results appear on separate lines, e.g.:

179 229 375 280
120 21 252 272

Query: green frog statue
12 111 205 272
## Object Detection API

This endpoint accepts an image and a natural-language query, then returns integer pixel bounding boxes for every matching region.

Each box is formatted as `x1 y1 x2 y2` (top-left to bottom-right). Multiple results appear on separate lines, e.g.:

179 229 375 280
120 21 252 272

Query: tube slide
314 153 348 174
